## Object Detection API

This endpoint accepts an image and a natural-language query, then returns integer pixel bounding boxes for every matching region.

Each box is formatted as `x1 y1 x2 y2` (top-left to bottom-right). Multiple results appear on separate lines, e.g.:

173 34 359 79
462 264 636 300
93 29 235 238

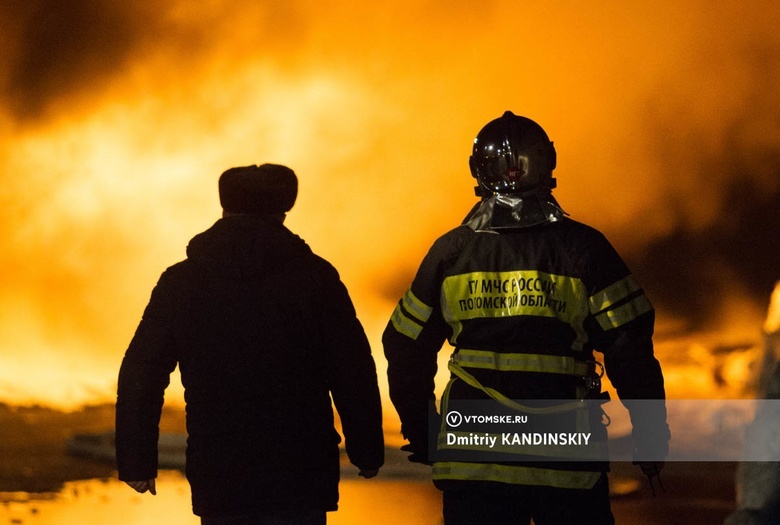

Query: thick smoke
0 1 163 121
0 0 778 406
623 41 780 330
0 1 305 123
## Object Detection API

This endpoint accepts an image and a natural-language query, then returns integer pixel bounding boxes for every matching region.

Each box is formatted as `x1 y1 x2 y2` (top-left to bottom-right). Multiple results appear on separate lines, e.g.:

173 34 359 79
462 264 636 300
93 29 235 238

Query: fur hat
218 164 298 215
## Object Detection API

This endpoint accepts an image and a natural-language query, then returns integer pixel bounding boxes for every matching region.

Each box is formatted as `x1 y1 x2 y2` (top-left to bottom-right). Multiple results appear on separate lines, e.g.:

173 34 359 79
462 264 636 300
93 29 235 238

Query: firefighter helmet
469 111 557 195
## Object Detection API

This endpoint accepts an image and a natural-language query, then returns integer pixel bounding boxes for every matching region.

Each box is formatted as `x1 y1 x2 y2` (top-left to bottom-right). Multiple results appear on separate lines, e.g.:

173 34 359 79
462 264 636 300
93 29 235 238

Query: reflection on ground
0 464 740 525
0 471 443 525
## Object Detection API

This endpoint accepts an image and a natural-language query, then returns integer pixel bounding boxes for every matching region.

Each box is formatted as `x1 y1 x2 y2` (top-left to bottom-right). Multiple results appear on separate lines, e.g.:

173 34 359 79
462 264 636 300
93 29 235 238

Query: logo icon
446 411 463 428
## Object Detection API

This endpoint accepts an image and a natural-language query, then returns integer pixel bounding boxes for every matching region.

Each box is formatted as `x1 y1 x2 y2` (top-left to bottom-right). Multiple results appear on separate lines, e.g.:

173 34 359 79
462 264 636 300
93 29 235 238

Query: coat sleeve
316 264 385 471
115 269 180 481
383 234 454 454
584 235 671 461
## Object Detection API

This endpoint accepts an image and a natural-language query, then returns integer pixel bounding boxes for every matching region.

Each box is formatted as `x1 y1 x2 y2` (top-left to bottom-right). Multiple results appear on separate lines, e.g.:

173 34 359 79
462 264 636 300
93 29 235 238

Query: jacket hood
185 215 313 278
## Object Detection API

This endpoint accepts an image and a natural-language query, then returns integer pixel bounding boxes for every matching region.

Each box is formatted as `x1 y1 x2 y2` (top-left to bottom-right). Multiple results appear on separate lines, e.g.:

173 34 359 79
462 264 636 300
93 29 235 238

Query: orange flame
0 0 778 408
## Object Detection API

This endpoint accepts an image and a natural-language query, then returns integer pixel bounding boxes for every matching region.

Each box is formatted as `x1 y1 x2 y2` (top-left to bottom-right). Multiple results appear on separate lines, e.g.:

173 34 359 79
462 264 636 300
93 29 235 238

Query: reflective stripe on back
454 349 591 376
432 461 601 489
440 270 589 348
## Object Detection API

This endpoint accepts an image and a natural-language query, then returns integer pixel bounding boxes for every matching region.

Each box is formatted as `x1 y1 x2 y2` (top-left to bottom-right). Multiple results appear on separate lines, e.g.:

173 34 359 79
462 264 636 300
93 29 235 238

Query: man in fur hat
116 164 384 524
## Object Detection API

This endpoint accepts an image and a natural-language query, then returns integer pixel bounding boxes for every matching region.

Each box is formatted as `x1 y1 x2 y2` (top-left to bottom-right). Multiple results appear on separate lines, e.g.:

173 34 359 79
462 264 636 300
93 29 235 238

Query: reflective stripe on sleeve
390 303 424 340
389 288 434 340
588 275 641 314
594 294 653 330
401 288 433 323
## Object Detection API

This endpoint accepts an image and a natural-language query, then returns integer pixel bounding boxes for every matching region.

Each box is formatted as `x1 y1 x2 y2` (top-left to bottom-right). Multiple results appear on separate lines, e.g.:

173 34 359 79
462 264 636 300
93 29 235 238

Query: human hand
636 461 664 478
358 469 379 479
634 462 665 496
401 443 431 465
125 479 157 495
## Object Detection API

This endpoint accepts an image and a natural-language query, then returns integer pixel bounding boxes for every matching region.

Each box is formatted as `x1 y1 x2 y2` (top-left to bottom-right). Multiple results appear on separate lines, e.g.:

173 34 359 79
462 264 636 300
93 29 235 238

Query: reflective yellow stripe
589 275 641 314
595 294 653 330
442 271 586 322
440 270 589 348
390 303 423 340
401 289 433 323
432 462 602 489
455 349 591 376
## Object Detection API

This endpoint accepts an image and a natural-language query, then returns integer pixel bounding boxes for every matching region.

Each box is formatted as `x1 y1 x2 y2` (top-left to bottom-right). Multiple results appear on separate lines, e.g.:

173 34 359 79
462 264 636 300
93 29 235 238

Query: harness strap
447 359 588 414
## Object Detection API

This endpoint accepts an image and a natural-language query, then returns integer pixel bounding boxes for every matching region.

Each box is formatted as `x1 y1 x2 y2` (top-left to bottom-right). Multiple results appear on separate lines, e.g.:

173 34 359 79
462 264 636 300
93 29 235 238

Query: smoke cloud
0 0 778 406
621 40 780 329
1 1 164 121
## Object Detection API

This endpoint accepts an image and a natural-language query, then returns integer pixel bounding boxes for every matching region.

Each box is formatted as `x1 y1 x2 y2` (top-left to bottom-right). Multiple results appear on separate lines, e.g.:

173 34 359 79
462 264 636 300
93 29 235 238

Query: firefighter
383 111 670 525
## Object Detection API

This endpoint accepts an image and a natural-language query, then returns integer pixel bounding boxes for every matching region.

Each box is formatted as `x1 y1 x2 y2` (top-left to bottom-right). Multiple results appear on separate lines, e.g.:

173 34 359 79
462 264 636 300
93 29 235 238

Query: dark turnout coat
116 215 384 517
384 216 669 489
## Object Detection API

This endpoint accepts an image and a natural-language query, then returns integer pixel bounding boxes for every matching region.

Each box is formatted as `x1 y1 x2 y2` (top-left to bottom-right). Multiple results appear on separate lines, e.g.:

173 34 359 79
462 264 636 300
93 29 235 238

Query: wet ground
0 462 738 525
609 461 737 524
0 403 740 524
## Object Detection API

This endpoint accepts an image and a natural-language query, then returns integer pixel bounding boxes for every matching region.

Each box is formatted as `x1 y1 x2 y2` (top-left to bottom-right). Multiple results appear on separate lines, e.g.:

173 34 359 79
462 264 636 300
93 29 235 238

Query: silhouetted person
116 164 384 524
383 112 669 524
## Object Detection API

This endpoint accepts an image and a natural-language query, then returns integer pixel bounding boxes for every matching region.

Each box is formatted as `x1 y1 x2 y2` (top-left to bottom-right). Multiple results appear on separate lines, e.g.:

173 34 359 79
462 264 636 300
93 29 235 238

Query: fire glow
0 1 778 409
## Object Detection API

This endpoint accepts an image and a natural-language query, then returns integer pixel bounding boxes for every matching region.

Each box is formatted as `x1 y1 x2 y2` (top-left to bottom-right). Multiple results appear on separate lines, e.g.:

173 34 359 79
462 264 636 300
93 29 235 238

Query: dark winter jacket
116 215 384 517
